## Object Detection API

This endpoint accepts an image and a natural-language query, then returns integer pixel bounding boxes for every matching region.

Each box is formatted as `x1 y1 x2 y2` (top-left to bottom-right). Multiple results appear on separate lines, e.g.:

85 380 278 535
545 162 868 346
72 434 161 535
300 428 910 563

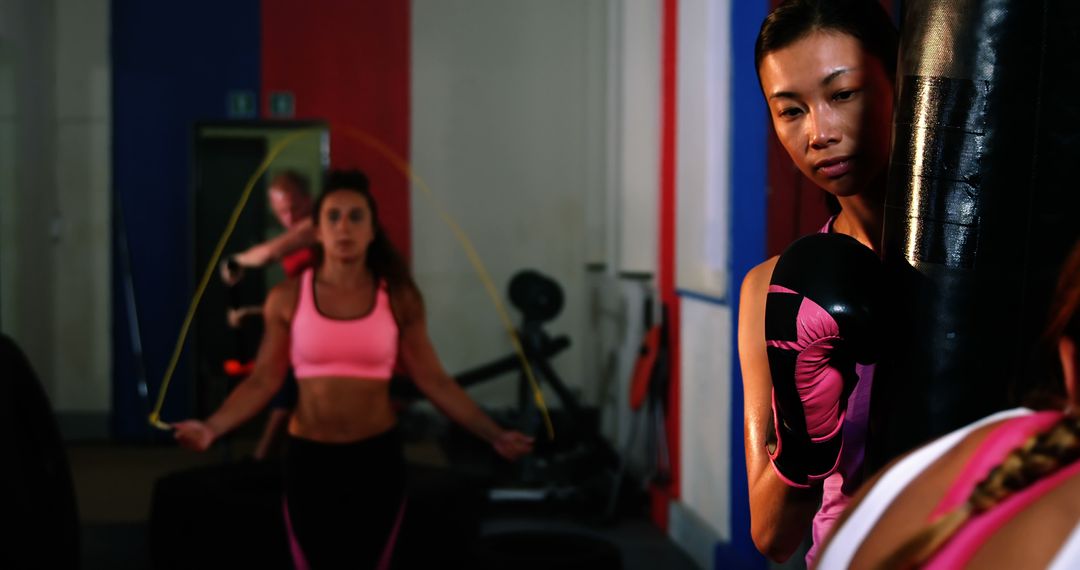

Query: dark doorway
189 121 328 424
192 136 268 417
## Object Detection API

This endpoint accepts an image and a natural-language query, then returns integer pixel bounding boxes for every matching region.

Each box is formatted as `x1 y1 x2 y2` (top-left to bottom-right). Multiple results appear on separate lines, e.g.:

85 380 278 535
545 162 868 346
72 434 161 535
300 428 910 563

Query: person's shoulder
386 279 424 328
935 409 1044 463
737 256 780 354
271 272 303 296
740 256 780 302
871 410 1038 493
266 275 303 318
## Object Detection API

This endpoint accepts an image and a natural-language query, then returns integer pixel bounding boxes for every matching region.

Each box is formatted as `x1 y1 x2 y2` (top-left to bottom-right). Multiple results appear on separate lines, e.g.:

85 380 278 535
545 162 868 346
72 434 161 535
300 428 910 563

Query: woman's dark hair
1022 241 1080 406
754 0 899 80
1045 242 1080 349
312 169 418 299
757 0 898 218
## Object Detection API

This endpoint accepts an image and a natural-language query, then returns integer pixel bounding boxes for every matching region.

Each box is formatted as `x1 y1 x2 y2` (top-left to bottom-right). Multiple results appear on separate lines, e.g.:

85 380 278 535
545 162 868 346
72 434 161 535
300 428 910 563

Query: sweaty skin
740 30 893 561
819 338 1080 568
176 190 533 461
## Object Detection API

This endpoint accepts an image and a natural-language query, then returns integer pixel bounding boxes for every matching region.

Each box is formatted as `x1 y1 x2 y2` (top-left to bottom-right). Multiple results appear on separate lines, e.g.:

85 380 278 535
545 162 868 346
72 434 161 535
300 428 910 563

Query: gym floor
68 437 699 569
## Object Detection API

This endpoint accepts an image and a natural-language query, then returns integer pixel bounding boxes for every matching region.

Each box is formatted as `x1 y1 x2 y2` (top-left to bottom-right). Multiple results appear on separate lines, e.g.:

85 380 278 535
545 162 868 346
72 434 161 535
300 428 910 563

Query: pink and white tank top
290 268 399 380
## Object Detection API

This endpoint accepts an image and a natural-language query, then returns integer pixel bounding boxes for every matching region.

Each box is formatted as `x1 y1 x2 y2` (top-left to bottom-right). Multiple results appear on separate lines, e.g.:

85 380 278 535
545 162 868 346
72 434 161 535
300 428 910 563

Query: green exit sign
269 91 295 118
227 90 256 119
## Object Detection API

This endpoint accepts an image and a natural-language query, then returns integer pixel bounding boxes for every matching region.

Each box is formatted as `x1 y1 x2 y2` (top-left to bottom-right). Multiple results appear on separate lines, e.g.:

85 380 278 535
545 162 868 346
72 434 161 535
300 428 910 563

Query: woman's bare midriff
288 376 396 442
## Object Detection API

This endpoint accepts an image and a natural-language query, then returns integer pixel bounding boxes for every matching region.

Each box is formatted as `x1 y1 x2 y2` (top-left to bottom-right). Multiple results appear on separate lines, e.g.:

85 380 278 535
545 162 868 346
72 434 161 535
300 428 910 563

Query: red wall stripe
261 0 411 258
766 124 830 257
654 0 682 530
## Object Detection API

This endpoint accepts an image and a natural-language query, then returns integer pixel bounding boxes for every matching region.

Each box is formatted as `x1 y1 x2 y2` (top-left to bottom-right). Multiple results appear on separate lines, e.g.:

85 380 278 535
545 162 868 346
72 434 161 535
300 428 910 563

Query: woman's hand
226 306 262 329
173 420 218 452
219 256 245 286
492 430 535 461
226 307 245 329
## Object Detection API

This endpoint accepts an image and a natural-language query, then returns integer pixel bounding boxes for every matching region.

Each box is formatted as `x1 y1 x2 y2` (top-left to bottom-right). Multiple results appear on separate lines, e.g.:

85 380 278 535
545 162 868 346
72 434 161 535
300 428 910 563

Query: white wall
584 1 611 267
0 37 21 348
586 0 665 474
676 0 730 299
585 0 654 441
0 0 111 423
671 0 737 566
614 0 660 274
588 271 654 472
51 0 111 414
0 0 58 391
675 296 732 567
411 0 607 408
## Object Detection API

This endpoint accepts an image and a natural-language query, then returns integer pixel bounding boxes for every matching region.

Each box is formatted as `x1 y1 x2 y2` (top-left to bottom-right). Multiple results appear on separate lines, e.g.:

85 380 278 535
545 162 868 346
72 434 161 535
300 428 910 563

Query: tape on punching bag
872 0 1080 470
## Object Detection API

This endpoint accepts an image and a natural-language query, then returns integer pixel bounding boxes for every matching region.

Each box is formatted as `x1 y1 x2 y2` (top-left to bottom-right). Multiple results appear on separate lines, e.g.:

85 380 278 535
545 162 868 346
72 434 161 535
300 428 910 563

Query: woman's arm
394 286 533 460
226 305 263 329
174 282 294 451
738 257 823 562
222 220 317 285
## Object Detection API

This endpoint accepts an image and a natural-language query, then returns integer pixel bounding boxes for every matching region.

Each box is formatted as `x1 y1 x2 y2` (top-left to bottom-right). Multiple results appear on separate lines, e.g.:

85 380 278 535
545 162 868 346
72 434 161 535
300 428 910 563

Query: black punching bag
0 335 81 568
872 0 1080 469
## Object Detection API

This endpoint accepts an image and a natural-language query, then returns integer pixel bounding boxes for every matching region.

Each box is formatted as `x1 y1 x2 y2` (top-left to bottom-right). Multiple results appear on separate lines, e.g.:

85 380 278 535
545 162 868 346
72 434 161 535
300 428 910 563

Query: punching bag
0 335 80 568
872 0 1080 469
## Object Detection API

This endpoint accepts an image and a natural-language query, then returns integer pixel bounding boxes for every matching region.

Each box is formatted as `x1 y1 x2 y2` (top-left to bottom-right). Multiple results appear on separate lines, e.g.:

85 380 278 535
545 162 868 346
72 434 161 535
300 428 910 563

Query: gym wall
411 0 605 409
0 0 112 437
670 1 734 564
261 0 411 259
112 0 262 439
668 0 769 567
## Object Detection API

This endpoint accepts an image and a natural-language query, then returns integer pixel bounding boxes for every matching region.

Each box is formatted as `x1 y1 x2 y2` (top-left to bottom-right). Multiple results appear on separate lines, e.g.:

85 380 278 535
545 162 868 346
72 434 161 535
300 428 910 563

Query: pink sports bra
817 408 1080 569
922 410 1080 569
290 267 399 380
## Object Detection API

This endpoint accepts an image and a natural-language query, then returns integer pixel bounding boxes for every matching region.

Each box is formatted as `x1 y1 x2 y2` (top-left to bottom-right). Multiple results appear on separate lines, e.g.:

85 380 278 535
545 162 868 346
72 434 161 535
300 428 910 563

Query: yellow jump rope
147 126 555 440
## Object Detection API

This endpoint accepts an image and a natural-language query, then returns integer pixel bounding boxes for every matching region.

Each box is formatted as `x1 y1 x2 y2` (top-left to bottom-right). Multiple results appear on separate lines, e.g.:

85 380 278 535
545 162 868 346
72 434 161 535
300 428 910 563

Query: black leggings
283 429 406 569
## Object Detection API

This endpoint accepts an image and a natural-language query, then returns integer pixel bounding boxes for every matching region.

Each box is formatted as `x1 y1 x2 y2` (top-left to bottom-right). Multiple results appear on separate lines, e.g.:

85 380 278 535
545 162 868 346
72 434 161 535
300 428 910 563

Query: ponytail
877 413 1080 569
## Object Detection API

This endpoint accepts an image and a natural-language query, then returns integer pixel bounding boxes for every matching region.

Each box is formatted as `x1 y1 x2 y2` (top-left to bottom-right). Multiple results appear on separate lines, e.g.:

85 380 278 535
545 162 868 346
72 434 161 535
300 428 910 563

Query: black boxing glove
764 233 881 487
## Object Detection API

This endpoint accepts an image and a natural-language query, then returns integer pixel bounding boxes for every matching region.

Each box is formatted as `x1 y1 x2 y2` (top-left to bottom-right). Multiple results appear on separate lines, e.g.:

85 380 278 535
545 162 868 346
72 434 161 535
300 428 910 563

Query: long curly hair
310 169 419 301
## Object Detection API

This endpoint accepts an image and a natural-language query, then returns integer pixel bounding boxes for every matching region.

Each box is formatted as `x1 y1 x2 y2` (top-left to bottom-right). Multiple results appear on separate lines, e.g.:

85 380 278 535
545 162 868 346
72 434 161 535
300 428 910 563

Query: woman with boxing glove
737 0 896 564
817 241 1080 569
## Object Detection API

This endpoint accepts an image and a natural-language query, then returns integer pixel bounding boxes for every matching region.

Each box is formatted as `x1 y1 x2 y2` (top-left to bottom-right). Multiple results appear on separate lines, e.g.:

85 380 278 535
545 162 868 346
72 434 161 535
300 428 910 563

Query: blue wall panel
111 0 260 439
720 0 768 567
